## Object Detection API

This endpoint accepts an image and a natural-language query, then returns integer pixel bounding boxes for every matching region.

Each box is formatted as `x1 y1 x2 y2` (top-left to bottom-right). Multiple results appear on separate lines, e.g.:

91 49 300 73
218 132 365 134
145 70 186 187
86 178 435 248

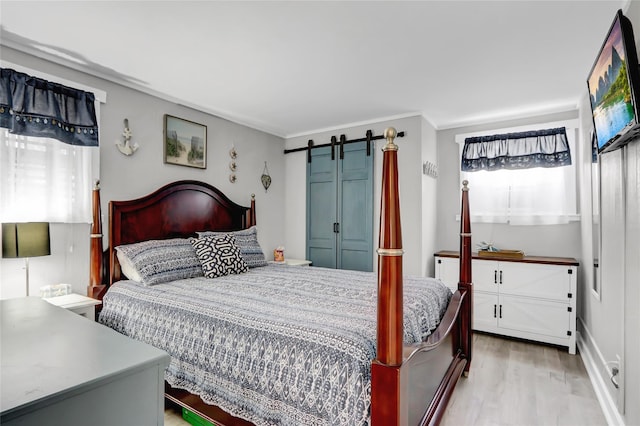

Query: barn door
306 141 373 271
306 146 337 268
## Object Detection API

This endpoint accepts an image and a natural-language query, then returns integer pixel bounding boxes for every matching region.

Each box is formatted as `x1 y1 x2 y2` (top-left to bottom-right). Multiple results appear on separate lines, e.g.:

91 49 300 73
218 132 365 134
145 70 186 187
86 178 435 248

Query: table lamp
2 222 51 296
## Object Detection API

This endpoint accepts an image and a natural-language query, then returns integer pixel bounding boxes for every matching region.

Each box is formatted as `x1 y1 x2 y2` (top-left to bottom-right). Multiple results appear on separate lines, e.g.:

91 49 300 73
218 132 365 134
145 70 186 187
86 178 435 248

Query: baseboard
577 320 625 426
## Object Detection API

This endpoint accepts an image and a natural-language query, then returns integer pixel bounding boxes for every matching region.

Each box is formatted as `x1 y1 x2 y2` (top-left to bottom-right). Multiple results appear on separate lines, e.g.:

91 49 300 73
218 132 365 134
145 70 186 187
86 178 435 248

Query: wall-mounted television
587 9 640 154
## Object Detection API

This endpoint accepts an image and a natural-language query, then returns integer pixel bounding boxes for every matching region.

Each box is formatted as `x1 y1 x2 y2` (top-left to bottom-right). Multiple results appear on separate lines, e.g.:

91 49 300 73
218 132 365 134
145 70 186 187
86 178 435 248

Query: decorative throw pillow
116 250 143 282
115 238 204 285
190 235 249 278
197 226 267 268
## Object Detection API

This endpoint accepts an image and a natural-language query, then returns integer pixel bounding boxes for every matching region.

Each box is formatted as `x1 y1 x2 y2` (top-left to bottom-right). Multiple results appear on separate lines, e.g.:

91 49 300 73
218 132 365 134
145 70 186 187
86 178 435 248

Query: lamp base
25 257 30 297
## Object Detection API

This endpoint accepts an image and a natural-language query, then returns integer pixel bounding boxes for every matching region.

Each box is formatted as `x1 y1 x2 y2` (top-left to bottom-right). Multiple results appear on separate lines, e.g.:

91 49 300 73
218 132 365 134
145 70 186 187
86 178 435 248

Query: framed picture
164 114 207 169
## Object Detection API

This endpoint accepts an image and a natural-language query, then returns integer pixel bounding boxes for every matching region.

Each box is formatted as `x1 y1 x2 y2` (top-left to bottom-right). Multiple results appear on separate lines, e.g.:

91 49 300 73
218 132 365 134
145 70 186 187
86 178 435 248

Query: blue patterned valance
461 127 571 172
0 68 98 146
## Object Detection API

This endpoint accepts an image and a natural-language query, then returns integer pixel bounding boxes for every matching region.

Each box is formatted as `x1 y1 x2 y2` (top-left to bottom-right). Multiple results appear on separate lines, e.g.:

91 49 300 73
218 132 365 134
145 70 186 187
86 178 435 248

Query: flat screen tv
587 9 640 154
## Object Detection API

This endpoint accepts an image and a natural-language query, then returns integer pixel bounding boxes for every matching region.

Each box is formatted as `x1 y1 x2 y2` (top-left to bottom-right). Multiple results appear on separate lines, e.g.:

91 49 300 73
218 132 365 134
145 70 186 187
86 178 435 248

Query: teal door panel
308 247 336 269
306 140 373 272
306 146 337 269
341 249 371 273
308 181 335 240
338 142 373 271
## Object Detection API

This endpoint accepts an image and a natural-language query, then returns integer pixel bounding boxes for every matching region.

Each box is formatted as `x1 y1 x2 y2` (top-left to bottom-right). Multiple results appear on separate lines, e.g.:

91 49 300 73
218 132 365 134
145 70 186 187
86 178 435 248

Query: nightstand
43 293 102 320
269 259 312 266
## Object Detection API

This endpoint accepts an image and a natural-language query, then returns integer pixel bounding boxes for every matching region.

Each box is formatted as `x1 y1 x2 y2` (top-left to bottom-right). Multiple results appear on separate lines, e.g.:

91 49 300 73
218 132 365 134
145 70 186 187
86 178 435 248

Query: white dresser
0 297 170 425
434 250 578 354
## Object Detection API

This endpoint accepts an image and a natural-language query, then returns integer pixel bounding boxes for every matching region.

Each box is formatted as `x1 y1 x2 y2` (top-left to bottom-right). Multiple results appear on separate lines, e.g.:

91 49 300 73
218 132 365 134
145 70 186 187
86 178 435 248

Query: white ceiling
0 1 630 137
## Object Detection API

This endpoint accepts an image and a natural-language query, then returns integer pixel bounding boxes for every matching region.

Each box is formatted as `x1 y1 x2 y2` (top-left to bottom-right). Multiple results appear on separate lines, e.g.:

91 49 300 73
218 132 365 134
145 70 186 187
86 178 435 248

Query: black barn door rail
284 129 406 163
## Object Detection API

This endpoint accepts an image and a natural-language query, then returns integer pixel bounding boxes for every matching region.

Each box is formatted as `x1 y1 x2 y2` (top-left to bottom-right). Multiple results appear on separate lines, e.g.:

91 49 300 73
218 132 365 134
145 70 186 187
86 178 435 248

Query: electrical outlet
606 357 621 390
615 354 624 412
611 366 619 388
615 355 622 377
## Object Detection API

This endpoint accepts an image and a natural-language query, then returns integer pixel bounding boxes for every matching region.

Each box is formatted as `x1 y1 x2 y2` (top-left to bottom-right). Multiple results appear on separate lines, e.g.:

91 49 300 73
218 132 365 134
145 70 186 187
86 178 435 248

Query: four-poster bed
89 127 473 425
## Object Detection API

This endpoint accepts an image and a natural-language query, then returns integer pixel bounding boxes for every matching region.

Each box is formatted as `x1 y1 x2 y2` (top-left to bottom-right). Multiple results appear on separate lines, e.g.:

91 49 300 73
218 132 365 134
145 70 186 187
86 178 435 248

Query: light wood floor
440 333 606 426
164 333 607 426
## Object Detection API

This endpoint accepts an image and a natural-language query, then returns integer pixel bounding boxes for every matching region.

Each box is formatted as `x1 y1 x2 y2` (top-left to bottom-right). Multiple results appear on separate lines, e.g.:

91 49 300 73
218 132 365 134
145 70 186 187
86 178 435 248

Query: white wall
284 115 433 276
421 117 438 276
0 46 285 298
623 136 640 426
621 8 639 424
576 2 640 424
578 108 640 426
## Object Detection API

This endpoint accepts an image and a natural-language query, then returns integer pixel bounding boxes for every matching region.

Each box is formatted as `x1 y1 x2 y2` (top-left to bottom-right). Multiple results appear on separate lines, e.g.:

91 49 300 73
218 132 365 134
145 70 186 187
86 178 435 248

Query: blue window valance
0 68 98 147
461 127 571 172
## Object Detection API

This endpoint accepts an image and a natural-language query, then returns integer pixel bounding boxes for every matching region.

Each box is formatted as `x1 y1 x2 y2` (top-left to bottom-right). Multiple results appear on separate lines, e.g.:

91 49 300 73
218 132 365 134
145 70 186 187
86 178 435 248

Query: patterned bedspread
99 265 452 426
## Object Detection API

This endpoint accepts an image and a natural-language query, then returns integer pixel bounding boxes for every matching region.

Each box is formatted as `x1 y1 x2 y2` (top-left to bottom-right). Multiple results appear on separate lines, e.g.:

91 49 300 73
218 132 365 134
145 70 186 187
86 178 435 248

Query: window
0 64 104 223
457 121 578 225
0 131 95 222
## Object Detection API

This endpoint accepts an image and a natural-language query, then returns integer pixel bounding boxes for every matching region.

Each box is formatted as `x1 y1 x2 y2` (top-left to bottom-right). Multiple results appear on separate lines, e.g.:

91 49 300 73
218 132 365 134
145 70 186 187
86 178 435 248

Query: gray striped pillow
115 238 204 285
197 226 267 268
190 235 248 278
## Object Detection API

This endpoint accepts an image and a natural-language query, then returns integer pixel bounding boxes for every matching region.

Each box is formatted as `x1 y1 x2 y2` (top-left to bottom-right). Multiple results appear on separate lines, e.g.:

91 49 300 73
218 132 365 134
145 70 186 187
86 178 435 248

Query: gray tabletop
0 297 170 418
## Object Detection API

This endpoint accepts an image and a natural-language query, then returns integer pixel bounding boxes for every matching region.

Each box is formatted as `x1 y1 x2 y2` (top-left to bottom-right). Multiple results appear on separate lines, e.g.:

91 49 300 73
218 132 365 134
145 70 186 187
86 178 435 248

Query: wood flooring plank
440 333 607 426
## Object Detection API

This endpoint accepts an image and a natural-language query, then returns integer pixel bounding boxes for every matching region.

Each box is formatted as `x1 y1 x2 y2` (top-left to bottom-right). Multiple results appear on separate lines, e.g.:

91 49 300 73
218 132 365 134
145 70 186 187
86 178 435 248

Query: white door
473 291 499 333
499 262 572 300
472 259 499 293
498 295 569 339
435 257 459 292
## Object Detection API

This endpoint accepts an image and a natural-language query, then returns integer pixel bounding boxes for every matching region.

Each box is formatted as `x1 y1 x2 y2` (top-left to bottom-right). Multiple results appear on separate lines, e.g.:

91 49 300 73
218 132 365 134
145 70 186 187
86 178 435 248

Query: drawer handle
499 270 503 285
494 270 497 284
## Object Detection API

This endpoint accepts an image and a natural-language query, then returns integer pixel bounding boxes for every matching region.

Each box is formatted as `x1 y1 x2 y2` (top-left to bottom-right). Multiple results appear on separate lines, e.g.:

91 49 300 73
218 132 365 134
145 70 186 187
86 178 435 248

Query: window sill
455 214 581 225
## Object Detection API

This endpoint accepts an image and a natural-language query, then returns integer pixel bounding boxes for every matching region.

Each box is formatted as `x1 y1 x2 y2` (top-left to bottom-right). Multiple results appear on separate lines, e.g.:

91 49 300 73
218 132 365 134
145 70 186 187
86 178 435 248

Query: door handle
494 304 497 318
499 305 502 318
494 270 497 284
333 222 340 233
499 270 503 284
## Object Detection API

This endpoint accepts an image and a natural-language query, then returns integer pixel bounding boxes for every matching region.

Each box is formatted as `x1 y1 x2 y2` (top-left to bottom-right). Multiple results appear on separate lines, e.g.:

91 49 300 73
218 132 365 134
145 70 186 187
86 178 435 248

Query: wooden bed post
88 180 106 300
458 180 473 374
375 127 403 365
249 194 256 227
371 127 405 425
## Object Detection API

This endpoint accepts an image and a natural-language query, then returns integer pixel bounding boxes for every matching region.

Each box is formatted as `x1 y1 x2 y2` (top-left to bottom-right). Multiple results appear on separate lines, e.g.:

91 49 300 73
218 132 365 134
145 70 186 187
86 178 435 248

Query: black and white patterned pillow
197 226 267 268
115 238 204 285
190 235 249 278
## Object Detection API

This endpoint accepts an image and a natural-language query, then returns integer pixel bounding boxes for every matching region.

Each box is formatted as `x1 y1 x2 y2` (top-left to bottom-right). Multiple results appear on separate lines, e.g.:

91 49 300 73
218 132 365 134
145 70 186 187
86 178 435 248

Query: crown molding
284 112 422 139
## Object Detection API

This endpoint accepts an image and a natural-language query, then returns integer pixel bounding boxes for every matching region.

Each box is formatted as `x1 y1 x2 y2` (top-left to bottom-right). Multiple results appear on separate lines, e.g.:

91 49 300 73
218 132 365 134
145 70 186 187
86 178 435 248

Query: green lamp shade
2 222 51 258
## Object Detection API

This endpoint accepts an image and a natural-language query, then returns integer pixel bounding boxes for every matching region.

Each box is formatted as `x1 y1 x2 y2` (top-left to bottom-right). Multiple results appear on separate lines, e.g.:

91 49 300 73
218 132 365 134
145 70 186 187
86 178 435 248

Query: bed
89 127 473 425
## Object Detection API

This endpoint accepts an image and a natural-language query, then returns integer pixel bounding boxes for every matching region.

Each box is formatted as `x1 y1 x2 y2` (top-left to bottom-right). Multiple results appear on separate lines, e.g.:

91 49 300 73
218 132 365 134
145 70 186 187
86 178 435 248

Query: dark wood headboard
98 180 255 287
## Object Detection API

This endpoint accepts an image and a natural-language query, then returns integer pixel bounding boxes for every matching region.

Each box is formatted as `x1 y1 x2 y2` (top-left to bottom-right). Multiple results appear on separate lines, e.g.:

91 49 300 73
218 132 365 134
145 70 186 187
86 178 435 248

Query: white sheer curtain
461 165 576 225
0 130 94 223
458 125 578 225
